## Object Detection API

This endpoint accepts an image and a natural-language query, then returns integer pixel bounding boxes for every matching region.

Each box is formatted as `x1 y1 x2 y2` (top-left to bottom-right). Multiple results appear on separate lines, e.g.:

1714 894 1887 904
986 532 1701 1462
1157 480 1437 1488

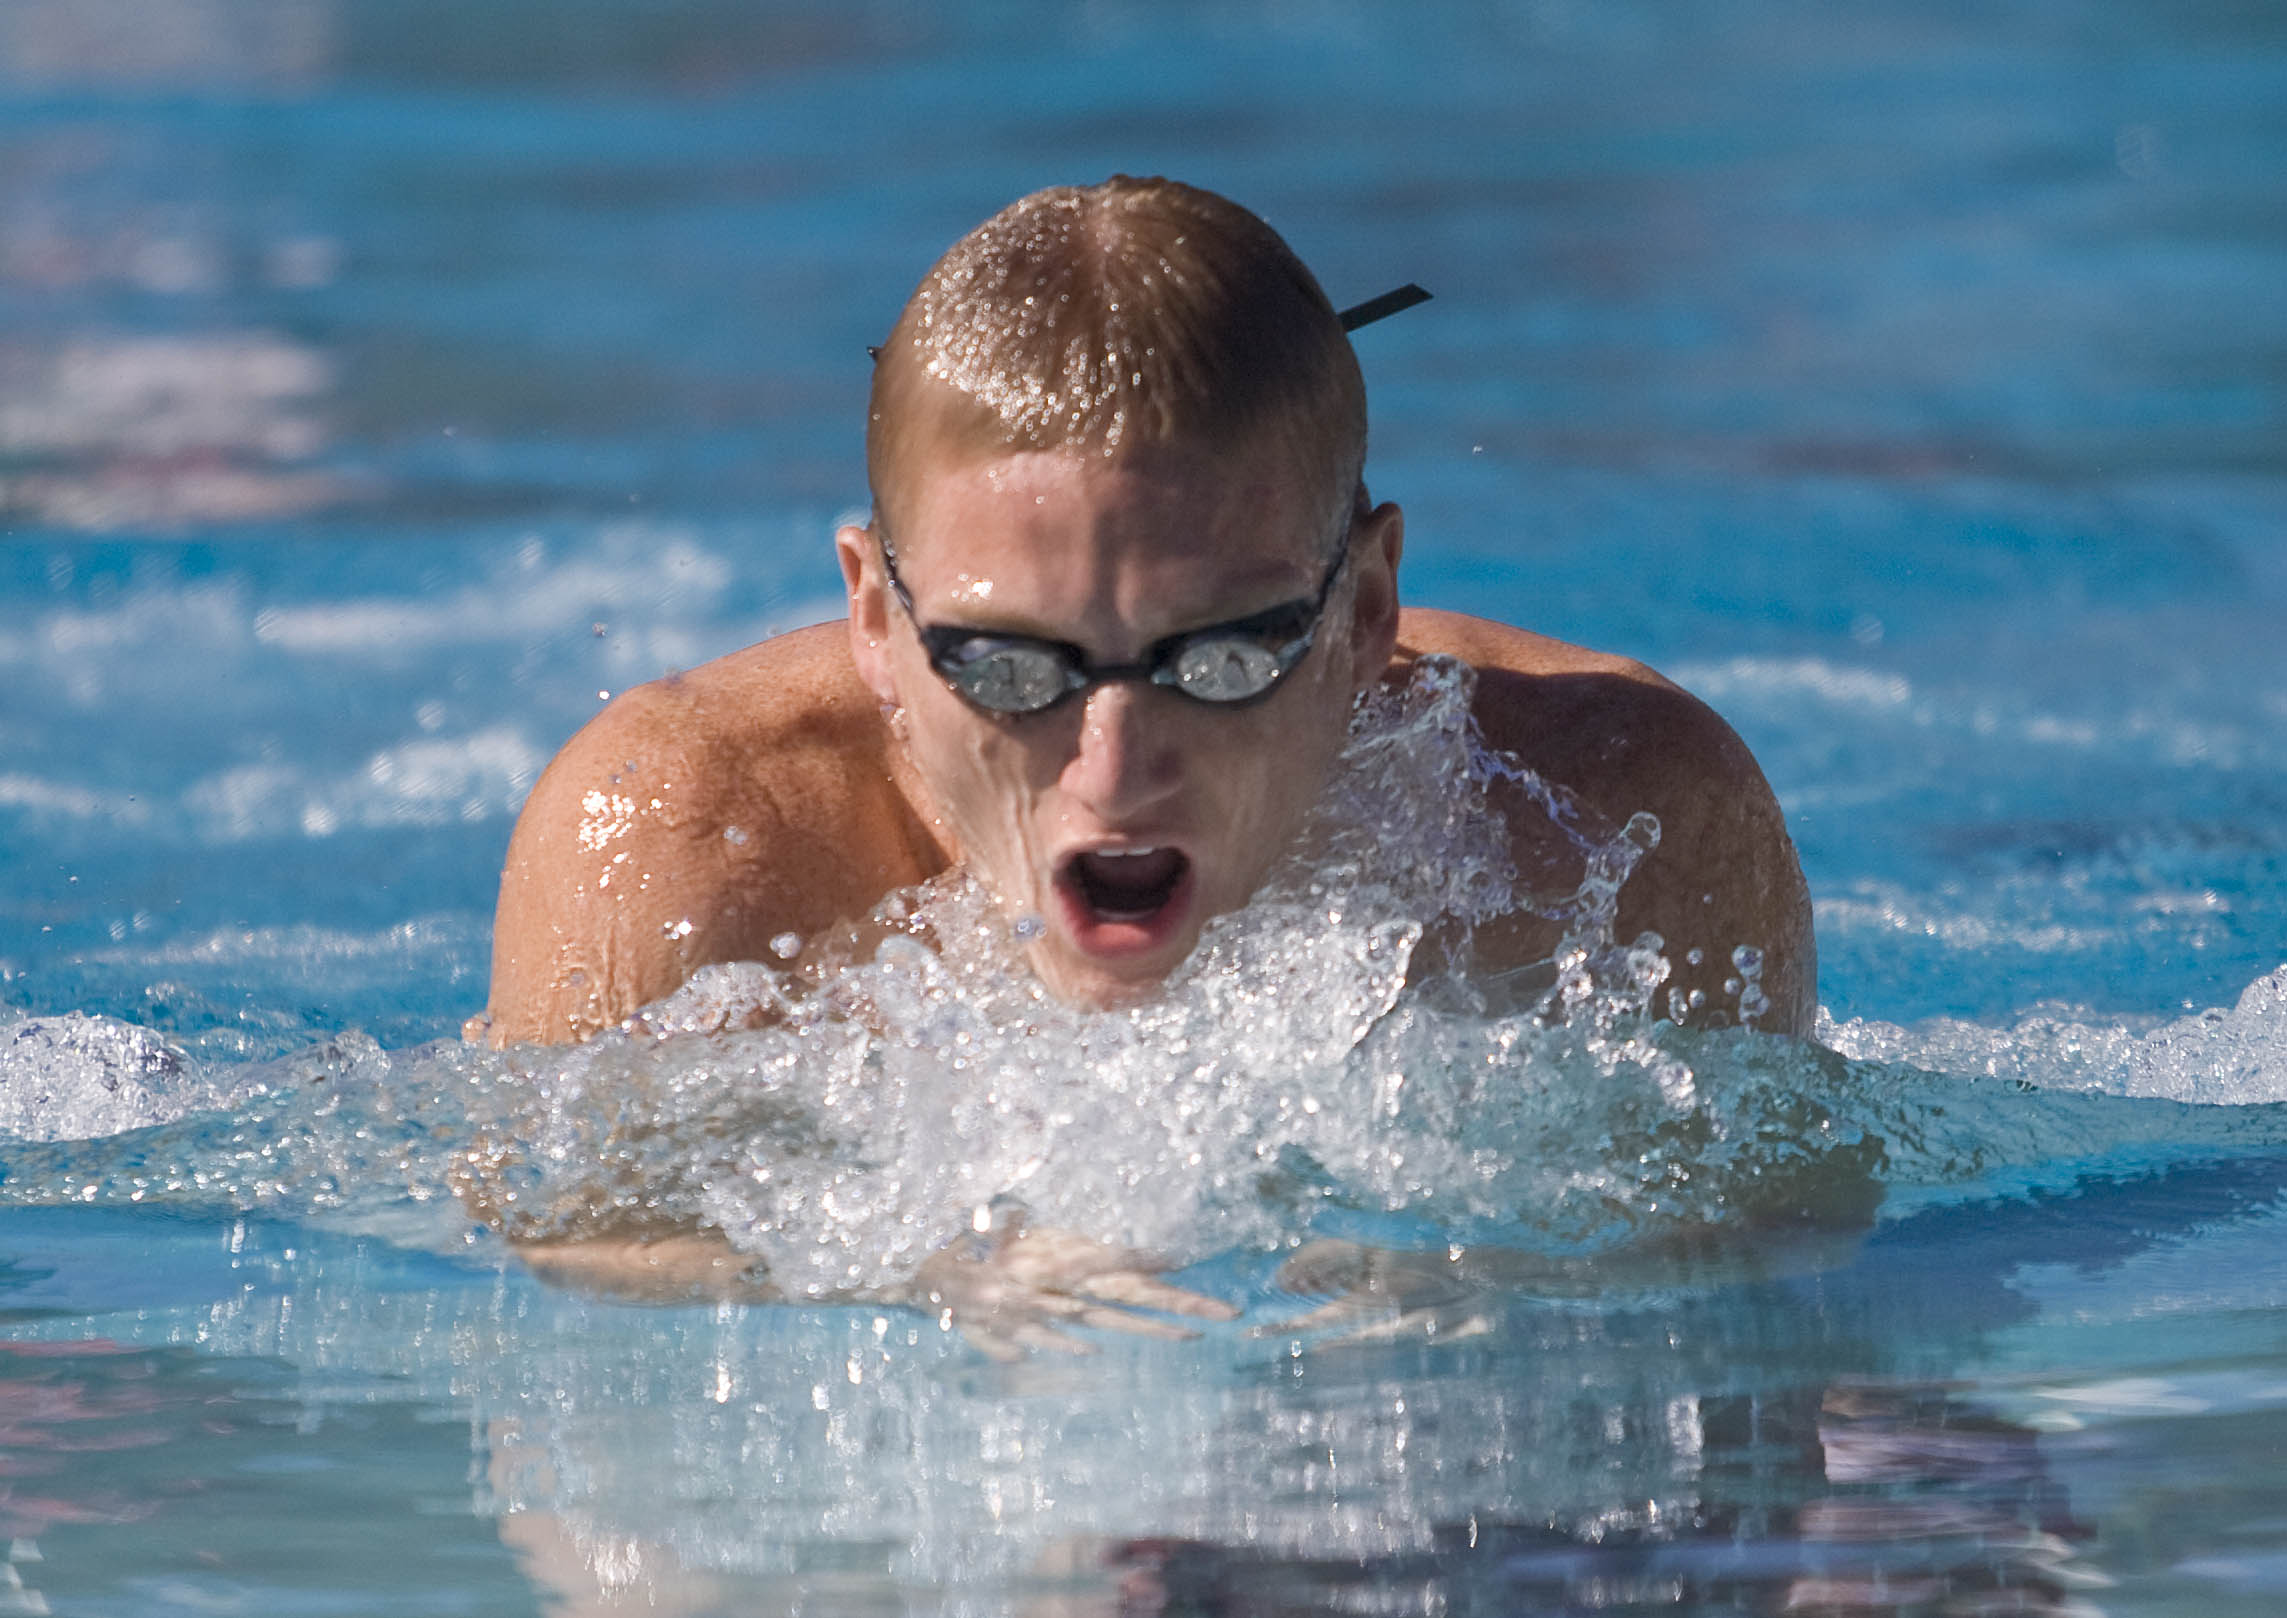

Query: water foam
0 1011 264 1142
1824 964 2287 1104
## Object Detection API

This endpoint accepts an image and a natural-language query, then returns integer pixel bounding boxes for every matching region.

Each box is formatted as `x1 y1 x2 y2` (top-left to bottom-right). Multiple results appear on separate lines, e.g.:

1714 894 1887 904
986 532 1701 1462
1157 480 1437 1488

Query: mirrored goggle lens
1166 636 1287 703
942 644 1078 713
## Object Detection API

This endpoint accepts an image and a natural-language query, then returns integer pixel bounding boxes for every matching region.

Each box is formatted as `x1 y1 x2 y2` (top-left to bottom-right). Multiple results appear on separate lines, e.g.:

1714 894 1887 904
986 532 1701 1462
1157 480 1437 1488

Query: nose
1058 680 1183 824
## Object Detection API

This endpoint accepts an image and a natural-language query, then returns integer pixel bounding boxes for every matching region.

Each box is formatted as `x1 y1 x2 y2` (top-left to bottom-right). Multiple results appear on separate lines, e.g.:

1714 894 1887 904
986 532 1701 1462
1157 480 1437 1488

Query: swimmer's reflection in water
462 177 1818 1341
475 1305 2100 1618
1077 1387 2098 1617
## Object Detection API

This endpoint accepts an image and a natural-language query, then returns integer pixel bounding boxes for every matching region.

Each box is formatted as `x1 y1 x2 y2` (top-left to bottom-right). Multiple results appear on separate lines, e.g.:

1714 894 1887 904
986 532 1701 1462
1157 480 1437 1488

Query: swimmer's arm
478 681 835 1047
476 630 943 1048
478 687 729 1045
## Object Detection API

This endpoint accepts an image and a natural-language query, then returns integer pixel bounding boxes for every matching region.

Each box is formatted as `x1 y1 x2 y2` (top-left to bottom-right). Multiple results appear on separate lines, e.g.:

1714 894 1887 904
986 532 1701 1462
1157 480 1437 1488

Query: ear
1344 497 1404 690
836 521 899 705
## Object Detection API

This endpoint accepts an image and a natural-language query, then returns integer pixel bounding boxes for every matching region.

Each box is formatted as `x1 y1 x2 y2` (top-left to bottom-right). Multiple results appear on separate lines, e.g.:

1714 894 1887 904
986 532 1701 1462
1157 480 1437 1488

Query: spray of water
5 658 2286 1299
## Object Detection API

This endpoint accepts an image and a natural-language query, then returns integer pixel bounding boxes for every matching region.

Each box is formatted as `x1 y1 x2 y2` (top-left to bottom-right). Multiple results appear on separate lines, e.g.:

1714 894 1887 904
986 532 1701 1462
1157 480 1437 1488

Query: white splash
1824 964 2287 1104
8 659 2285 1311
468 658 1698 1295
0 1011 262 1142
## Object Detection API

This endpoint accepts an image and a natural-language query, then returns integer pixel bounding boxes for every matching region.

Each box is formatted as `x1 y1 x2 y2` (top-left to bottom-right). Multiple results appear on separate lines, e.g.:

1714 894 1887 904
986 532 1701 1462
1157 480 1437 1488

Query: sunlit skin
838 443 1401 1007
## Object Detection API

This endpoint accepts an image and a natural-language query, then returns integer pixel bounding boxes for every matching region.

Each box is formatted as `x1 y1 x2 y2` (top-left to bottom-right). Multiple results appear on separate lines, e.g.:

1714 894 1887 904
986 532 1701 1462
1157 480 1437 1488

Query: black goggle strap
881 539 915 619
1337 283 1432 332
867 283 1429 361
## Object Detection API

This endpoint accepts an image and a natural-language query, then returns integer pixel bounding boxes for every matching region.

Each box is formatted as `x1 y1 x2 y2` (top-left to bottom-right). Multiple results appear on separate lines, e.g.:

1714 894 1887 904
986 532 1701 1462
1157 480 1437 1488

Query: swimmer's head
866 176 1367 543
843 179 1403 1007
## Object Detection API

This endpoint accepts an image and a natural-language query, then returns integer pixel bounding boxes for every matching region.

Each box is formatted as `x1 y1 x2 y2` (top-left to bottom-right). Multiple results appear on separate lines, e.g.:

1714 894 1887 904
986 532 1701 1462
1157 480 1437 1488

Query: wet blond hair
866 176 1366 547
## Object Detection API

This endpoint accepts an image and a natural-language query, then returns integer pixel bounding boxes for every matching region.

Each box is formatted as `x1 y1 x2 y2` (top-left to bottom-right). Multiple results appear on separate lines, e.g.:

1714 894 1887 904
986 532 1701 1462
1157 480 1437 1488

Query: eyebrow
882 528 1335 640
914 583 1320 661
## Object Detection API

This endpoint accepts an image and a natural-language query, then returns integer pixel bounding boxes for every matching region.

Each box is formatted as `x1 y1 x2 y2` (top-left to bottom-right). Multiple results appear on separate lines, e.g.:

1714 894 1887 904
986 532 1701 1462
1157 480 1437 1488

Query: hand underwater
1265 1224 1877 1348
509 1230 780 1306
1264 1239 1497 1346
902 1206 1239 1363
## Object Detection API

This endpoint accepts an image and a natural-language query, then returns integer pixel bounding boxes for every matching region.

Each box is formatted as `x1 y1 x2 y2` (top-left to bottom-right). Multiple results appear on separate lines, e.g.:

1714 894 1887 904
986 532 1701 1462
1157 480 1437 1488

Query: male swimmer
476 175 1813 1051
468 177 1815 1342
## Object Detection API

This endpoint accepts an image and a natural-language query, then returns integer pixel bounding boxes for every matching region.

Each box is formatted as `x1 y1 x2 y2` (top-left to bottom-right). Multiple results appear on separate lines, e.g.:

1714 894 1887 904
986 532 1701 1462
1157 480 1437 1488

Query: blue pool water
4 0 2287 1612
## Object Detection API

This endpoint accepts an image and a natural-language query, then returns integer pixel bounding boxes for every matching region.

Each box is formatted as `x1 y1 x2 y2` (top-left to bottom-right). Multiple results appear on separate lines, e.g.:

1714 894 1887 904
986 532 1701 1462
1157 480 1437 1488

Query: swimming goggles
880 535 1352 716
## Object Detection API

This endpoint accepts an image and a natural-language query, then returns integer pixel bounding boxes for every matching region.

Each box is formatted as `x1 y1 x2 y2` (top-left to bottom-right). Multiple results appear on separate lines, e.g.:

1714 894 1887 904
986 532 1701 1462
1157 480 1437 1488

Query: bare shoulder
1396 606 1659 683
1397 608 1742 788
1394 608 1817 1034
535 628 887 849
481 623 943 1046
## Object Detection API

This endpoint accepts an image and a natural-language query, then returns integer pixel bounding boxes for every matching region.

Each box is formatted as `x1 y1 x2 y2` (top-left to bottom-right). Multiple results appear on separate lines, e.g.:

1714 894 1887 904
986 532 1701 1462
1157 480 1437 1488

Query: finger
1077 1271 1241 1321
953 1287 1096 1328
1259 1300 1497 1346
1319 1307 1496 1348
1007 1320 1097 1357
1068 1305 1200 1342
954 1302 1170 1360
1252 1295 1371 1337
1370 1270 1479 1311
1252 1284 1443 1338
1000 1227 1165 1284
956 1324 1028 1364
1272 1243 1477 1311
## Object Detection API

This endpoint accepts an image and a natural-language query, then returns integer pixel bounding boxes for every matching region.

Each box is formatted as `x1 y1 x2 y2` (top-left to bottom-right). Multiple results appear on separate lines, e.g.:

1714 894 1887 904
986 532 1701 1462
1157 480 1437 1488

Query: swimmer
475 174 1813 1048
468 177 1817 1346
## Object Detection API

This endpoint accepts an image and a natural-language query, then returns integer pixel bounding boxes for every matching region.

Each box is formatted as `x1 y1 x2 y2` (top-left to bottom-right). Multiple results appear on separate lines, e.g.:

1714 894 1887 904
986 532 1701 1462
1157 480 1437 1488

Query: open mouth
1064 846 1190 924
1061 846 1189 924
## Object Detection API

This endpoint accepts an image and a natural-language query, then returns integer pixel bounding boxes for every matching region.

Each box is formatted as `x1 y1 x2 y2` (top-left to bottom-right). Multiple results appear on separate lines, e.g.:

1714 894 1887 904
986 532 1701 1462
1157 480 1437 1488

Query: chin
1027 935 1197 1010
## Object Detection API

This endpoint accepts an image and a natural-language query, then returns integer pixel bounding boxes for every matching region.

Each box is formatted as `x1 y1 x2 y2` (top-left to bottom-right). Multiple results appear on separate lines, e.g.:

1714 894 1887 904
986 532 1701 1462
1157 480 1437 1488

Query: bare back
478 611 1812 1045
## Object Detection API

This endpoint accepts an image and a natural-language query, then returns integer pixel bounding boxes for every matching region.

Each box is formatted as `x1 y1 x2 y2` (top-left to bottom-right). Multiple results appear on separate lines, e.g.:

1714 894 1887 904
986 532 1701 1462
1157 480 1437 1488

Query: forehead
888 440 1332 580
